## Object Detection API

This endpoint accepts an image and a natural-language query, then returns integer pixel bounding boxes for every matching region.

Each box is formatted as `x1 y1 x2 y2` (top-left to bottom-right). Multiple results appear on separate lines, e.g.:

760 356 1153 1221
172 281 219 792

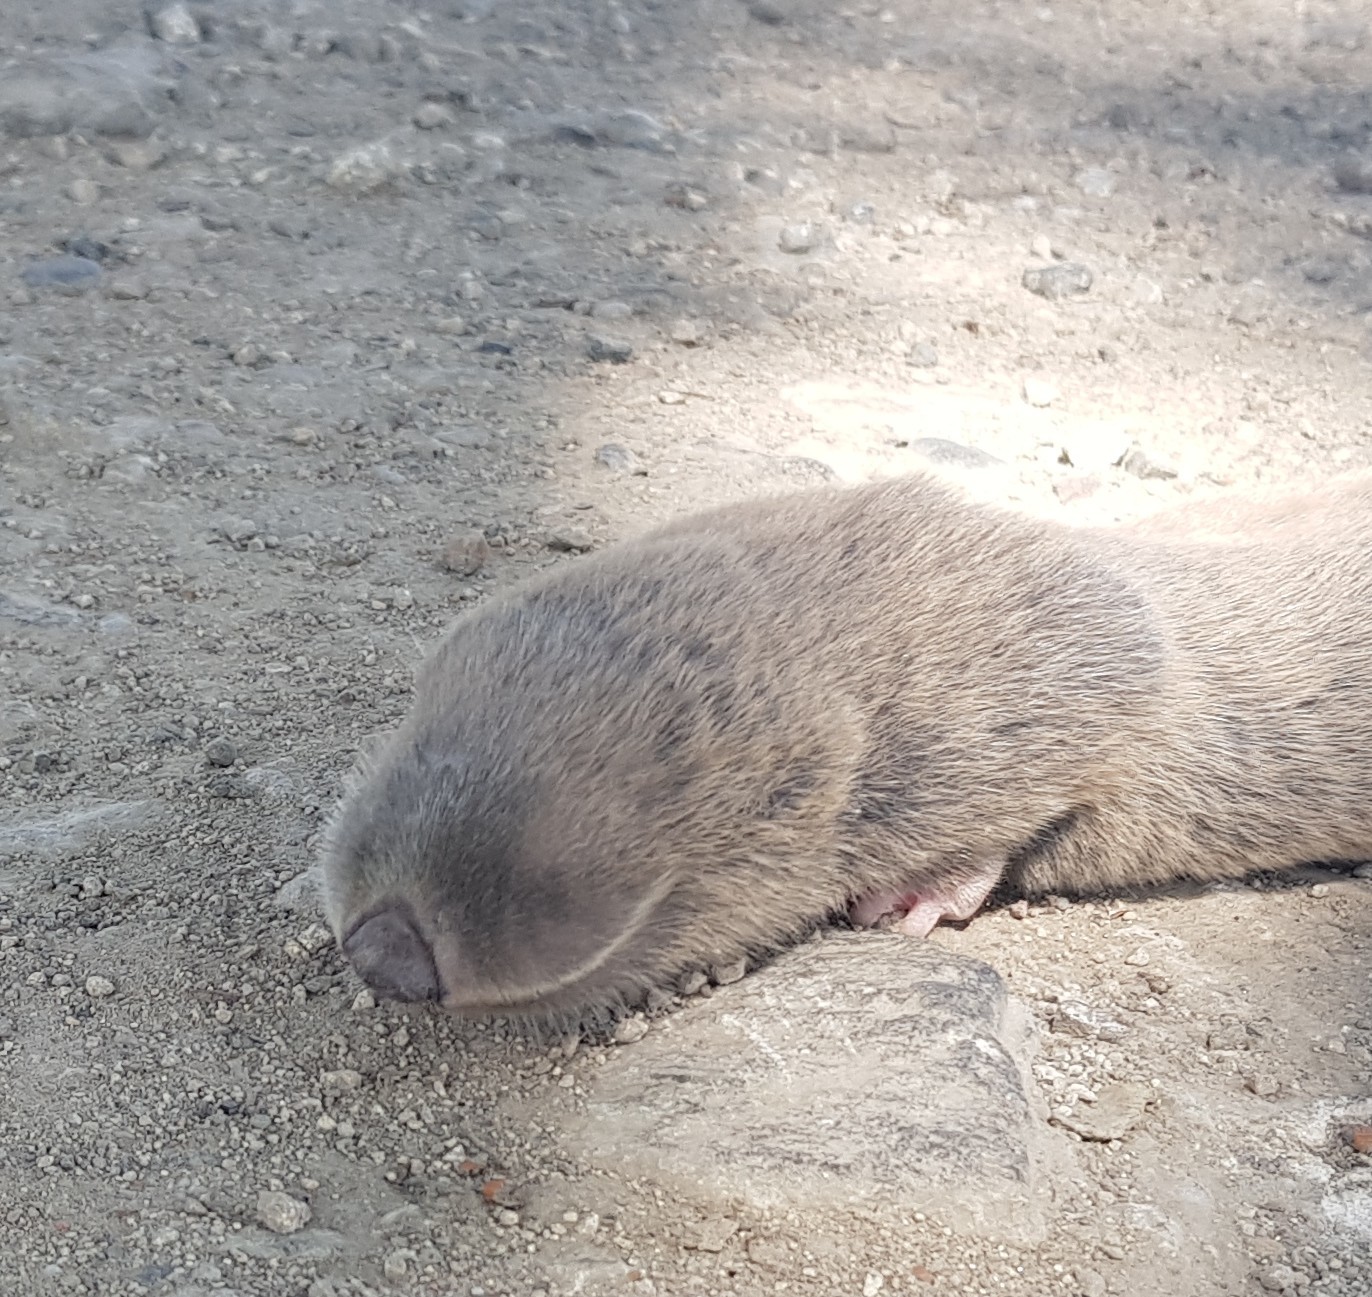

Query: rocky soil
1 1 1370 1295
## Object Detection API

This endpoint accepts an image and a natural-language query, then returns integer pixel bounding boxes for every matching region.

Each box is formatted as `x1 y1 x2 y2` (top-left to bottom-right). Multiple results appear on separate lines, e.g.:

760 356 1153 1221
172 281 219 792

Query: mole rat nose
342 907 441 1003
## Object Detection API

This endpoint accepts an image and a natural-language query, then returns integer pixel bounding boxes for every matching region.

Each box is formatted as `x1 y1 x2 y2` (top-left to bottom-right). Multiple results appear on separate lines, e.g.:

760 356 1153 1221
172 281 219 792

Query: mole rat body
321 472 1372 1022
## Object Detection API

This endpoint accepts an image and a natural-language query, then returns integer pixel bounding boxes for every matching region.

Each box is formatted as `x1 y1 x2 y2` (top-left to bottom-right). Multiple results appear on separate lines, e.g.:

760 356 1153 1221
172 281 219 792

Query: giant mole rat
321 471 1372 1022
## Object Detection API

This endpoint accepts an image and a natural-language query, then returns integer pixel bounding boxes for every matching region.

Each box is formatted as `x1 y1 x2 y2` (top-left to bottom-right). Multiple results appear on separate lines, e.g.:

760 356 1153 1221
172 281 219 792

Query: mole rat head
320 555 864 1026
320 728 770 1025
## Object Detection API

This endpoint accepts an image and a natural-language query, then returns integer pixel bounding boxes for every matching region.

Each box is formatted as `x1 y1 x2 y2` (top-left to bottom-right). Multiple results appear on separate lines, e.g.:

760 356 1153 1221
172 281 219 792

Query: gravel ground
1 2 1370 1295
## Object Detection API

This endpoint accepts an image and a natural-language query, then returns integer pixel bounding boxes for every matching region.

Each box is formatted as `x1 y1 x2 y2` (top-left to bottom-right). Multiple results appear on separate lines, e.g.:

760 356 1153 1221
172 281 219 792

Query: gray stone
1022 263 1093 300
20 256 102 292
560 934 1051 1242
586 334 633 364
593 443 640 474
907 438 1002 470
1333 158 1372 195
1054 1082 1152 1142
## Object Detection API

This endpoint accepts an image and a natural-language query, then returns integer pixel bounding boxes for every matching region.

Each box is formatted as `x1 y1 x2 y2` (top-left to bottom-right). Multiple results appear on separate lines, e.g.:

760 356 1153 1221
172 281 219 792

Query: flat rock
0 800 162 859
560 933 1052 1242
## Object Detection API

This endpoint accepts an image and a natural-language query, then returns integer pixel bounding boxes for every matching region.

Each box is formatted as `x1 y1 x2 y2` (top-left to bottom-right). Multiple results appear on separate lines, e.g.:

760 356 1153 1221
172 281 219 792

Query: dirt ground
1 1 1370 1294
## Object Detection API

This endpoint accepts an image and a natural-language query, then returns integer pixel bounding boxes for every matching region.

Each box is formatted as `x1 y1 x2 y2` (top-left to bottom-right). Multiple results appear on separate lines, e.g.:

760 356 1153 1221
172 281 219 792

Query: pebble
1022 376 1059 407
327 143 404 195
1022 263 1093 299
590 300 633 321
1029 233 1054 260
352 990 376 1012
586 334 633 364
1055 1081 1151 1142
1309 883 1329 898
1345 1124 1372 1154
1354 863 1372 879
612 1016 650 1045
21 256 102 292
906 341 939 367
1259 1265 1296 1293
1075 1270 1107 1297
778 223 817 254
204 736 239 768
150 2 201 43
711 958 748 986
1122 447 1178 480
439 531 490 576
319 1069 363 1095
1333 159 1372 195
66 179 100 205
668 318 704 346
907 438 1001 470
255 1190 311 1235
863 1273 885 1296
1053 1000 1128 1042
1244 1072 1281 1098
1075 167 1117 198
413 102 454 130
594 443 640 474
546 527 593 552
84 975 116 999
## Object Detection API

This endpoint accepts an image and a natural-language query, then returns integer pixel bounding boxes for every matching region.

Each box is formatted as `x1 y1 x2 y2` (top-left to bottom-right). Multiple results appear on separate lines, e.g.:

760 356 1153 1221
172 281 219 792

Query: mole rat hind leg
848 855 1006 939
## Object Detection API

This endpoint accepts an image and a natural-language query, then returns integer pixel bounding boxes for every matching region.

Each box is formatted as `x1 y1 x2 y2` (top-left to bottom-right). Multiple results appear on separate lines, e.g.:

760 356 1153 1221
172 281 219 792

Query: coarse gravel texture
2 1 1371 1295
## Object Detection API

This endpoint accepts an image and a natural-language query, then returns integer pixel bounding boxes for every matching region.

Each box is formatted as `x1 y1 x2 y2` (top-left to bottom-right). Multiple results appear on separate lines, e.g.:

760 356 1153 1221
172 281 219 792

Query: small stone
747 0 788 23
1333 158 1372 195
413 102 454 130
711 958 748 986
590 300 633 320
319 1069 363 1094
678 970 708 996
1309 883 1329 898
658 390 686 405
1022 376 1059 407
84 975 116 999
256 1190 311 1235
232 343 262 368
1244 1072 1281 1098
1054 1081 1151 1142
1008 899 1031 920
296 923 333 954
1029 233 1053 260
847 201 876 223
1354 862 1372 880
612 1016 650 1045
1022 263 1093 299
546 527 594 552
1207 1024 1251 1051
106 276 150 301
352 989 376 1012
327 143 403 195
1259 1265 1296 1293
1053 1000 1128 1042
105 139 167 172
594 443 639 474
204 736 239 768
1075 167 1116 198
778 223 817 254
586 334 633 364
906 341 938 368
1122 948 1151 967
150 2 202 43
383 1251 410 1280
1075 1270 1107 1297
863 1274 885 1297
21 256 102 292
1122 447 1178 480
668 318 704 346
66 179 100 205
907 438 1001 470
439 531 490 576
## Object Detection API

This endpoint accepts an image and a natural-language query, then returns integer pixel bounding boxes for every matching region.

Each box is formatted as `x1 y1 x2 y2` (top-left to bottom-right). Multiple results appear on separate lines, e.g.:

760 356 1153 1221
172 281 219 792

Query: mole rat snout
342 906 441 1003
